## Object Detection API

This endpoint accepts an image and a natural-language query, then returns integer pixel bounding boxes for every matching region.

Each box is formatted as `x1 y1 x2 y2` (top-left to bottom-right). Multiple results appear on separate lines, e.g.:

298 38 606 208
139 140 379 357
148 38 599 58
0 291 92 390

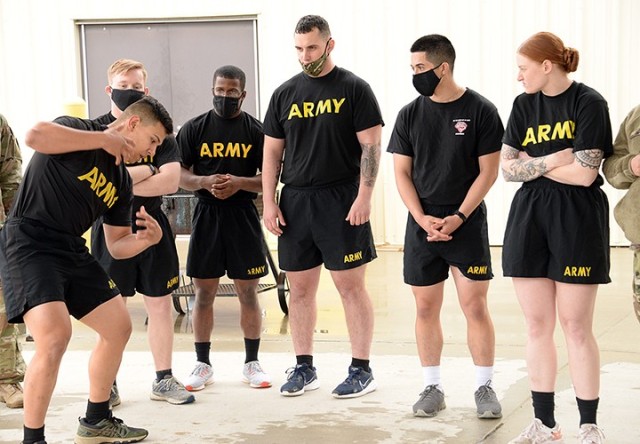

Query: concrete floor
1 246 639 443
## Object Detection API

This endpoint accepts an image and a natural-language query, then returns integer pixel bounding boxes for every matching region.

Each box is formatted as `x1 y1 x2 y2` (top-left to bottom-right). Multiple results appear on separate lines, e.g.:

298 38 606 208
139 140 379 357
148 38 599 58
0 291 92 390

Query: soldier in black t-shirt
0 96 172 444
262 15 383 399
177 65 271 392
500 33 611 444
90 59 193 408
388 34 503 420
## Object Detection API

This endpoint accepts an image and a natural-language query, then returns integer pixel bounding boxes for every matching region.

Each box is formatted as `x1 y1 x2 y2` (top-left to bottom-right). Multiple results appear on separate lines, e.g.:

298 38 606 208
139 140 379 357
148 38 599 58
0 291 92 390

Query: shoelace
285 365 307 381
418 385 441 401
191 364 210 377
580 424 605 443
343 367 363 384
476 385 495 402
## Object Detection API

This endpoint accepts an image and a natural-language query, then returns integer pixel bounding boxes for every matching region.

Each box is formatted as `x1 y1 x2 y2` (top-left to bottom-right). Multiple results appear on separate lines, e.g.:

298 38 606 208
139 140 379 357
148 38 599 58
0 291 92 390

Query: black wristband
453 210 467 223
147 164 157 176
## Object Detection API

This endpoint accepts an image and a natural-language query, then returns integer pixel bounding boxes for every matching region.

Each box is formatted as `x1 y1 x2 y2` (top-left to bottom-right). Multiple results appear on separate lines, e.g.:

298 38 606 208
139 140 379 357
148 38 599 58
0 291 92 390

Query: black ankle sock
156 369 172 381
577 397 599 425
296 355 313 367
244 338 260 363
23 425 45 444
84 400 111 425
351 358 370 372
531 391 556 429
195 342 211 366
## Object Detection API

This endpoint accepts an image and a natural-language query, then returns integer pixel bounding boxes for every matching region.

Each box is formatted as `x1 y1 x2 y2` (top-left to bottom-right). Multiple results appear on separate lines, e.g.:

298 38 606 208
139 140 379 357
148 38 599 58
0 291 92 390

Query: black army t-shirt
10 116 133 236
263 67 384 188
177 110 264 202
387 89 503 205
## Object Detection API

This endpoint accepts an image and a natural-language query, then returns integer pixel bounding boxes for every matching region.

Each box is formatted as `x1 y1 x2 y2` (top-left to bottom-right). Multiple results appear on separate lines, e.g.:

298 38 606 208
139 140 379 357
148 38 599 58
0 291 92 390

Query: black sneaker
280 363 319 397
75 416 148 444
332 366 377 399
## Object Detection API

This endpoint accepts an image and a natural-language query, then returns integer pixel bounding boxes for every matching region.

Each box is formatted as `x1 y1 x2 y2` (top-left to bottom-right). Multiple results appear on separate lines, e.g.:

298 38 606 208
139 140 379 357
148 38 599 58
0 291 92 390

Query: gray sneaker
413 385 446 417
109 382 120 409
474 381 502 418
75 416 148 444
150 375 195 405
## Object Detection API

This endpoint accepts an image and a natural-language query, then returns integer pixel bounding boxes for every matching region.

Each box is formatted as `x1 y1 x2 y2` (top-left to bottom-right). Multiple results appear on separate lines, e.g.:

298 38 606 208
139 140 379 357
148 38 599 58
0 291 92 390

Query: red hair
518 32 579 73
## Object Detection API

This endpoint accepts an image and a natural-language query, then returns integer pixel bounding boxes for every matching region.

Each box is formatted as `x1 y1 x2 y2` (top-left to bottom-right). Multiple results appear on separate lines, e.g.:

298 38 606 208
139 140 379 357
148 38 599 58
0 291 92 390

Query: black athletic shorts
502 177 611 284
0 218 120 323
92 209 180 297
404 201 493 286
278 180 377 271
187 199 268 280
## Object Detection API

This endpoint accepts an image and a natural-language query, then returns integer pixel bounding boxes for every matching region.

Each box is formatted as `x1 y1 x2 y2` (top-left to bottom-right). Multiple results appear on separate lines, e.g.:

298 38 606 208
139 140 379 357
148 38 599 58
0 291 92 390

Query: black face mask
213 95 241 119
412 64 442 97
111 88 145 111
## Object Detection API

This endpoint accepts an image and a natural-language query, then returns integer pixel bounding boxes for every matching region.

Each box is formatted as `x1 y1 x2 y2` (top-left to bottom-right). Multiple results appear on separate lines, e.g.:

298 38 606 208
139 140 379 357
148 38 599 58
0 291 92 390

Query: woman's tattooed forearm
503 157 549 181
575 149 603 169
361 142 380 187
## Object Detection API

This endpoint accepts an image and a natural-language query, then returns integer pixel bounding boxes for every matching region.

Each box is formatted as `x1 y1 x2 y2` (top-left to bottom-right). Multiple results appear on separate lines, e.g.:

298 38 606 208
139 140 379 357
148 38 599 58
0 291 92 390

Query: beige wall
1 0 638 246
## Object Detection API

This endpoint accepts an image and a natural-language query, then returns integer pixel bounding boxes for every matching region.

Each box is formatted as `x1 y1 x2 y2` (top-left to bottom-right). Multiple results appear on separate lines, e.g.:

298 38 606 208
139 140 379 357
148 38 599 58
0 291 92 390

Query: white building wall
1 0 638 246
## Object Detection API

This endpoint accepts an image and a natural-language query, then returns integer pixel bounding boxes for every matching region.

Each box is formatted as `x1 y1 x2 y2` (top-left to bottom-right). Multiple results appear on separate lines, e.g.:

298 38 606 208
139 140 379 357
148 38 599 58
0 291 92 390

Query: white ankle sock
475 365 494 389
422 366 442 391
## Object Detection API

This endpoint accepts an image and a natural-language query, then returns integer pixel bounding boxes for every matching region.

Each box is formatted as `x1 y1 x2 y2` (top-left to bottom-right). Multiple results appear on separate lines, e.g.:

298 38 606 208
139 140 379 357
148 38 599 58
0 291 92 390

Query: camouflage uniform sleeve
0 114 23 227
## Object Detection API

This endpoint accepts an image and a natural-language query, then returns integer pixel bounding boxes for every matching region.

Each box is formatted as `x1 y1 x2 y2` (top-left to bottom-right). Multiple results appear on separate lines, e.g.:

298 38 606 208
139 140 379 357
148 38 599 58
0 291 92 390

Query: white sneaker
579 424 605 444
508 418 563 443
242 361 272 388
184 362 214 392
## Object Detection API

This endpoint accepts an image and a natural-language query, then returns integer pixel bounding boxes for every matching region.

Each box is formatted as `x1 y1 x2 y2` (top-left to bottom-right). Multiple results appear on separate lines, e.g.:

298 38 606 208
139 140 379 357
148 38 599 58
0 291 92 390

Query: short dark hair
410 34 456 71
121 96 173 135
295 15 331 38
213 65 247 91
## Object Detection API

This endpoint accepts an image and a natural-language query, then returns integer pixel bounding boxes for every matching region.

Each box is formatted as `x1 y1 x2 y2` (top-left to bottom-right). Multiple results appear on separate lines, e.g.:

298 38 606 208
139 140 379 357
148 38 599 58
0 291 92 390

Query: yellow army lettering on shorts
247 265 266 276
343 250 363 264
563 265 592 277
108 279 117 290
466 265 488 275
77 166 119 208
166 275 179 289
288 98 346 120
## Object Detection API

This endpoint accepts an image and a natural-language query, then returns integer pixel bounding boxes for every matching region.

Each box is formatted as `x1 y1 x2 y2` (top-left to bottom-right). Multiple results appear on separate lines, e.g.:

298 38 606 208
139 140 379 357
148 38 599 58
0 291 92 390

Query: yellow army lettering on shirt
288 98 346 120
166 275 180 289
344 250 363 263
77 166 119 208
247 265 266 276
200 142 252 158
563 266 591 277
521 120 575 147
466 265 488 275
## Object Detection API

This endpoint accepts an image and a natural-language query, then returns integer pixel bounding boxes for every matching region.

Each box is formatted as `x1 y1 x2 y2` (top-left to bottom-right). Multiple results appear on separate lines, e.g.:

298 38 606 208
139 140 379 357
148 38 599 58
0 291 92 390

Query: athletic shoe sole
280 379 320 397
185 378 214 392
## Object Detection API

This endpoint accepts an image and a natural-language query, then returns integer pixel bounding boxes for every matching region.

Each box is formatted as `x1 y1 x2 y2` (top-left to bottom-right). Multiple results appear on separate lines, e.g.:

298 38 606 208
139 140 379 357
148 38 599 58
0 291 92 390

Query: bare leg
142 295 173 371
411 281 445 366
191 278 220 343
79 296 132 403
287 266 321 356
330 264 374 359
556 283 600 399
452 268 494 366
22 302 72 428
234 279 262 339
513 278 558 392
